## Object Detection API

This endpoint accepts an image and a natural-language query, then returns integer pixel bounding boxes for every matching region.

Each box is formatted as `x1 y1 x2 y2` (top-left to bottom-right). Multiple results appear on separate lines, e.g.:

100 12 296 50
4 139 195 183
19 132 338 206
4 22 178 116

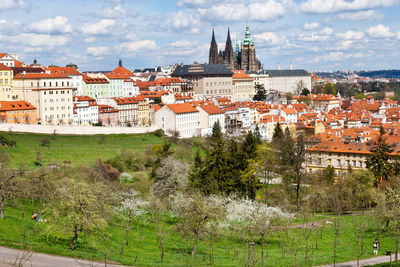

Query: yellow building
0 63 13 101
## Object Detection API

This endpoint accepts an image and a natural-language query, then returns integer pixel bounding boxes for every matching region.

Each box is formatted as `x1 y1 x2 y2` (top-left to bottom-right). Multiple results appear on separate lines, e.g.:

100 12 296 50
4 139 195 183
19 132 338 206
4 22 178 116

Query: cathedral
209 24 261 73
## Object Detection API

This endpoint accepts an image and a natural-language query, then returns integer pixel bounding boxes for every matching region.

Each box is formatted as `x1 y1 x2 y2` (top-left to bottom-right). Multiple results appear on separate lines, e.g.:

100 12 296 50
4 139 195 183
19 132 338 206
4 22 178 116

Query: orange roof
82 74 109 84
45 66 82 76
105 73 129 80
166 103 198 114
0 101 36 111
73 96 95 102
113 97 138 105
199 104 224 115
14 60 26 67
0 53 7 58
110 66 134 76
0 63 11 71
14 73 69 79
281 107 297 114
233 70 252 80
312 94 339 101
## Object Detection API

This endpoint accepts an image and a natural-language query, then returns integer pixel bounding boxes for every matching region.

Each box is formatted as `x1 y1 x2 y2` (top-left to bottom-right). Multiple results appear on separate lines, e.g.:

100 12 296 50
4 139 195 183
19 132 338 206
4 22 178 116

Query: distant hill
356 70 400 79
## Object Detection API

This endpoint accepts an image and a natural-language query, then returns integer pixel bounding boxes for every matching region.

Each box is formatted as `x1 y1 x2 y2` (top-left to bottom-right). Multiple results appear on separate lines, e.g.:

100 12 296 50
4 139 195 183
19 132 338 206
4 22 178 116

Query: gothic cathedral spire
209 28 219 64
223 28 236 69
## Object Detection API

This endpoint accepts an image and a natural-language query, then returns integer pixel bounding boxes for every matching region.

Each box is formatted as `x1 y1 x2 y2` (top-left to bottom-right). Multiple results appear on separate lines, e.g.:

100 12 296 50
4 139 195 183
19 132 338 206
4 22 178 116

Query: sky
1 0 400 72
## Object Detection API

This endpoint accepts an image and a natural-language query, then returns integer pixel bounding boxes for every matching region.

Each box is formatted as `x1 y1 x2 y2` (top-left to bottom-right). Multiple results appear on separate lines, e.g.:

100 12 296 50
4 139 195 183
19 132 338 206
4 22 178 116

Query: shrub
153 129 165 138
41 137 51 147
120 172 133 183
0 134 16 147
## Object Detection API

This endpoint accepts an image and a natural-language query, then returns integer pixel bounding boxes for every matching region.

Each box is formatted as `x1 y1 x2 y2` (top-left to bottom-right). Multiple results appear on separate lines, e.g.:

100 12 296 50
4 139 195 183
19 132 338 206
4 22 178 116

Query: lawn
1 132 166 169
1 202 399 267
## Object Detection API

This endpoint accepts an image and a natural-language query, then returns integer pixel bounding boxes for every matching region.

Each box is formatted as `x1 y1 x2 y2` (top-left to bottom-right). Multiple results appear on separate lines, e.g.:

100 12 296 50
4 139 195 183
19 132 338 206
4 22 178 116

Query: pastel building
155 103 199 138
0 100 38 124
13 73 74 125
0 63 13 101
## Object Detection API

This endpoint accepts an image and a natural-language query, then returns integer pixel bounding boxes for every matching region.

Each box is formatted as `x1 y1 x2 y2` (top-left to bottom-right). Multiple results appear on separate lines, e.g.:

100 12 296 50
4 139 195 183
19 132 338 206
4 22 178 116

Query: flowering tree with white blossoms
225 197 293 265
169 191 226 260
118 189 148 257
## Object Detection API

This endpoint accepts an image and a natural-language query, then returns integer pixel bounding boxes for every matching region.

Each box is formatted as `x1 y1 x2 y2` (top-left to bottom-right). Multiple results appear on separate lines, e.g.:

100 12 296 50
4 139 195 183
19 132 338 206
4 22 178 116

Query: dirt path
316 253 399 267
0 246 126 267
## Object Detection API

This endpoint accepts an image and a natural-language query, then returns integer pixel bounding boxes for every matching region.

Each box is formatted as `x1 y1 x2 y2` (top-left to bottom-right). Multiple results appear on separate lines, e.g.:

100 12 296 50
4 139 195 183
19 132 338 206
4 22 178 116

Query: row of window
0 79 9 84
0 71 10 76
7 110 33 114
43 90 70 95
44 106 70 111
206 89 231 94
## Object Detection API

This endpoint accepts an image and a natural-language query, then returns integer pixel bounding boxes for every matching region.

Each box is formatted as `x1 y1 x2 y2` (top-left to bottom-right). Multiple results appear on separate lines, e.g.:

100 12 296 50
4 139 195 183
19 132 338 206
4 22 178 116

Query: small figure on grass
373 239 379 255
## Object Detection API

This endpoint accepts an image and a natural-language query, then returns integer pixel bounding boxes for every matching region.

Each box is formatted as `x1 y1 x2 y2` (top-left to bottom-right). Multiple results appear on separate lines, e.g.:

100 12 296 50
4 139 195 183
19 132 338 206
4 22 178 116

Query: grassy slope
2 132 165 168
1 203 399 267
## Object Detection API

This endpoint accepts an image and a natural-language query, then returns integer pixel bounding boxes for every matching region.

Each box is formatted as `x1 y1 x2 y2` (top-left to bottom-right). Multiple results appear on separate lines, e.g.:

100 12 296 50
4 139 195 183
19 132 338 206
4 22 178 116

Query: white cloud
177 0 220 7
338 10 384 21
0 0 25 11
298 32 330 42
313 51 364 62
198 0 286 22
299 0 400 14
87 46 110 56
93 5 132 18
80 19 116 35
117 40 156 53
30 16 73 34
337 30 364 40
2 33 68 47
168 10 201 33
366 24 394 38
171 39 198 48
84 37 96 43
303 22 320 30
253 32 284 45
320 27 333 35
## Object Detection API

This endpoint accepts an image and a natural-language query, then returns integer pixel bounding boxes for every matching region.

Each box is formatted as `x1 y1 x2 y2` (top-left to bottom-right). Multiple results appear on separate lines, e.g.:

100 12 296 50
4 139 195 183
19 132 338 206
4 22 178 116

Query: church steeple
224 27 236 69
209 28 219 64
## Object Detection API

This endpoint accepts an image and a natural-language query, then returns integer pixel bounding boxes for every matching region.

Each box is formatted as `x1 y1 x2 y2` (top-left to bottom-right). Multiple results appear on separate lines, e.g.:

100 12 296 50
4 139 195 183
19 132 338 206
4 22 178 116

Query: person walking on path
373 239 379 255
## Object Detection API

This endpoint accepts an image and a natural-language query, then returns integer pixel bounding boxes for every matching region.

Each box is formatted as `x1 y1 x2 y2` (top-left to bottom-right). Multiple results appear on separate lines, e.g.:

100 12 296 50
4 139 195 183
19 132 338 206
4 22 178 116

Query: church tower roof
242 23 255 46
209 28 219 64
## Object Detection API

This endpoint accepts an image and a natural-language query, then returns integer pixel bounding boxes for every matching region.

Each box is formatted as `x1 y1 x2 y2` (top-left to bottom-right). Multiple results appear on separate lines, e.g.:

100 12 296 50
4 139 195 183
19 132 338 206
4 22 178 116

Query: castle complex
209 24 261 73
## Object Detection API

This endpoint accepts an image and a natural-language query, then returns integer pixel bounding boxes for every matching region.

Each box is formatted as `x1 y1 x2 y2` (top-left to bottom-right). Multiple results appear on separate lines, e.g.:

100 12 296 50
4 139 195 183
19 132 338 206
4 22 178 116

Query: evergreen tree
253 84 267 101
366 126 393 186
224 139 243 194
211 121 222 141
272 122 284 143
242 131 258 160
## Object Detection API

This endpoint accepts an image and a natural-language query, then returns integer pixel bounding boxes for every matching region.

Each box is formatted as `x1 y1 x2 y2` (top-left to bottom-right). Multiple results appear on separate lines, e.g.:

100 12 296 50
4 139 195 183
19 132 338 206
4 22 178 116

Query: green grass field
2 132 166 169
1 202 399 267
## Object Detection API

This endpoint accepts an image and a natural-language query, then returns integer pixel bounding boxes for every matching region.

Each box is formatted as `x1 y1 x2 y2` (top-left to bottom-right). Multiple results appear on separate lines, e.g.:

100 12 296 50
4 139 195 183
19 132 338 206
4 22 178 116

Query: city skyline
1 0 400 71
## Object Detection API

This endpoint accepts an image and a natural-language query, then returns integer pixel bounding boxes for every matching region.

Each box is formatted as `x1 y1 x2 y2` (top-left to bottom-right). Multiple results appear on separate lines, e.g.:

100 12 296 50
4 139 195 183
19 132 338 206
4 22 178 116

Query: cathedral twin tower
209 24 261 73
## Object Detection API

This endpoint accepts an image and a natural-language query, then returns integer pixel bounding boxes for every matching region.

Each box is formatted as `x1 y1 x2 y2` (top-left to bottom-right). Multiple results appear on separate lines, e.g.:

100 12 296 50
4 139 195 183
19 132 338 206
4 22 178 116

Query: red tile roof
0 63 11 71
199 103 224 115
45 66 82 76
82 74 109 84
166 103 198 114
14 73 69 79
0 101 36 111
110 66 134 76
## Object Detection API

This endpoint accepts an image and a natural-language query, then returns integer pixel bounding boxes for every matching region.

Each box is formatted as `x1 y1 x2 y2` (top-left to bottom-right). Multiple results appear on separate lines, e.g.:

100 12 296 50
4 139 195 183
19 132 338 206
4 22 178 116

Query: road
0 246 125 267
317 253 399 267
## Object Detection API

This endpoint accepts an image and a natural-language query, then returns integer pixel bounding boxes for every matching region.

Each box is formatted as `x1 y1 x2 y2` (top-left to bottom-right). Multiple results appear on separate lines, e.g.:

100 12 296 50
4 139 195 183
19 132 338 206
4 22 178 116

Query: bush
0 134 16 147
41 137 51 147
153 129 165 138
120 172 133 183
